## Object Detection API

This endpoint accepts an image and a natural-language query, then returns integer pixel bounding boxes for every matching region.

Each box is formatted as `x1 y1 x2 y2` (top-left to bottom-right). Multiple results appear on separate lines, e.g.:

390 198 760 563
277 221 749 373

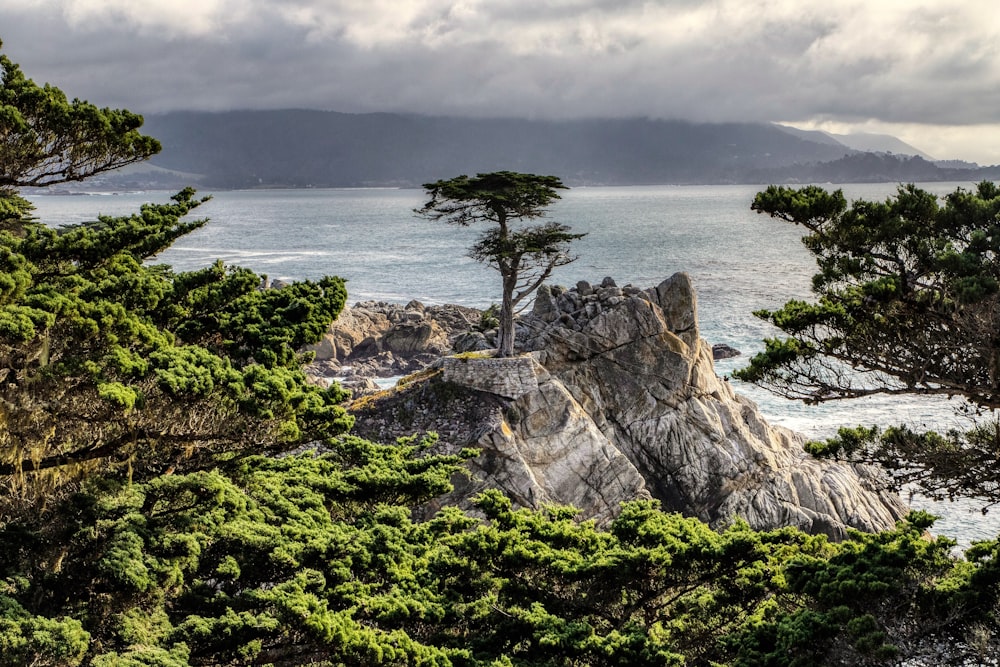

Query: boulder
712 343 741 360
307 301 481 377
304 333 337 361
383 321 446 356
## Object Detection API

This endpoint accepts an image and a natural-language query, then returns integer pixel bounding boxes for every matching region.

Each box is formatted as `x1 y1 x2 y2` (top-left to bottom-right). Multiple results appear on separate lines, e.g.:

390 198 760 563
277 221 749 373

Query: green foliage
416 172 583 357
804 421 1000 504
0 184 350 496
730 512 1000 666
739 181 1000 506
740 181 1000 407
0 437 474 666
91 644 192 667
0 592 90 666
416 172 566 226
476 304 500 332
0 39 160 187
432 493 781 665
2 446 998 665
751 184 848 229
0 50 254 499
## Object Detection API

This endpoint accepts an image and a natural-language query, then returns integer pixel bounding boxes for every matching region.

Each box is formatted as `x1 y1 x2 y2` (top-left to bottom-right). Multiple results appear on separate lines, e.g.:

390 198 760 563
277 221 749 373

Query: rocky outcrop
310 293 741 378
353 359 652 526
712 343 741 359
348 275 908 539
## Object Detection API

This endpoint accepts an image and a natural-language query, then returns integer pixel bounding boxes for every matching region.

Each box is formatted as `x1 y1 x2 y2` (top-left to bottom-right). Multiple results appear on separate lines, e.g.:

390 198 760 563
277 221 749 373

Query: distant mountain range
95 110 1000 189
772 126 936 160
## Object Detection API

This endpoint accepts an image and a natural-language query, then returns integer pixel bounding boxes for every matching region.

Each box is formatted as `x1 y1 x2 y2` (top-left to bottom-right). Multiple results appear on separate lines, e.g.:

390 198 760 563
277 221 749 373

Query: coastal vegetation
1 41 999 665
739 182 1000 509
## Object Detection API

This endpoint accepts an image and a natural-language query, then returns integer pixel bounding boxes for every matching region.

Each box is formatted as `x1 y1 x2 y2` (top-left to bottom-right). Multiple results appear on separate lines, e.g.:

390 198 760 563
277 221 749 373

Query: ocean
25 182 1000 547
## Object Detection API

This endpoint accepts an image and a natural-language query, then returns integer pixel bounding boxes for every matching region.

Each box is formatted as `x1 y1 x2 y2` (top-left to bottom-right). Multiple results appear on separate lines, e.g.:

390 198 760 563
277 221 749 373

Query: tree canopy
0 42 351 508
736 181 1000 506
416 171 583 356
0 188 353 509
0 40 160 188
4 463 998 666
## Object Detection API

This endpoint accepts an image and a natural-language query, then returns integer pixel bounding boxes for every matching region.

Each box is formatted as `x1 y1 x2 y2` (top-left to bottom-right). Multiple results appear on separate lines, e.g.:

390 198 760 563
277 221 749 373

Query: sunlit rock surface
347 274 907 538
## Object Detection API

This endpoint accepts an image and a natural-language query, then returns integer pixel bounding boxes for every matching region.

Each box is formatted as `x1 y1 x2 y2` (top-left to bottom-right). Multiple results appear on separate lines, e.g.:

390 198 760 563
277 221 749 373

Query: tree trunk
497 276 516 357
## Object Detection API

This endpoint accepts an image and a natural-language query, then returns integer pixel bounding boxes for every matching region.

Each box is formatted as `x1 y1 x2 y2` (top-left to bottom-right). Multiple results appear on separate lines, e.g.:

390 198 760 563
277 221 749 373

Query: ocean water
26 182 1000 547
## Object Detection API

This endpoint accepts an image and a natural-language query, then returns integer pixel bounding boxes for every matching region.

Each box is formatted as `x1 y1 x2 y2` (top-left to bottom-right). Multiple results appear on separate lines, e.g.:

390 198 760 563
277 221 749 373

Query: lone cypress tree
416 171 583 357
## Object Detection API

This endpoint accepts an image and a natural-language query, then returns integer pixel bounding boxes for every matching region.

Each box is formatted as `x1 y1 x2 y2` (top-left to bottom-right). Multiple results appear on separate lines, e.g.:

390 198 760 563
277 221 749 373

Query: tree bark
497 274 516 357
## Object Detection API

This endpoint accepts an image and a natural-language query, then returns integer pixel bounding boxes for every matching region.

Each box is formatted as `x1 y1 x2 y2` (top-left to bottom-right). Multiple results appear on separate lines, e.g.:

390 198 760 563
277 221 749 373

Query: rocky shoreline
305 300 480 382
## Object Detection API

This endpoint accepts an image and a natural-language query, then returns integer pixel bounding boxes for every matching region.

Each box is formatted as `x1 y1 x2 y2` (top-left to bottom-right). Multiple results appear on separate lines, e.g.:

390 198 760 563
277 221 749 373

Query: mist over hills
824 132 936 160
124 110 999 189
772 125 936 160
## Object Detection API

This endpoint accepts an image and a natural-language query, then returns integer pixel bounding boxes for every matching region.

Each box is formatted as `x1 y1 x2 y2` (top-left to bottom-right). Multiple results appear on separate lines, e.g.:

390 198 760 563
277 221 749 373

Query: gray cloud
2 0 1000 162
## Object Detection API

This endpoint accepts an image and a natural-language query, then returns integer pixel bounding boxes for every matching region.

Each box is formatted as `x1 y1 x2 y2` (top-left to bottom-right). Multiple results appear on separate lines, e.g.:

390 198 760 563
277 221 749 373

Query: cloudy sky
3 0 1000 164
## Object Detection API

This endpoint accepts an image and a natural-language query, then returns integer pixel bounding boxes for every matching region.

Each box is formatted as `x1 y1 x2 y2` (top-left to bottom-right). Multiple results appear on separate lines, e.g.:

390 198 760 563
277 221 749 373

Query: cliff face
348 274 907 539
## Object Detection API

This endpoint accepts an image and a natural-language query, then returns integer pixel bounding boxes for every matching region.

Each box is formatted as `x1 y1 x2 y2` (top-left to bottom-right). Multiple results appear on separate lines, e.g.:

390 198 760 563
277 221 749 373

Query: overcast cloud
3 0 1000 163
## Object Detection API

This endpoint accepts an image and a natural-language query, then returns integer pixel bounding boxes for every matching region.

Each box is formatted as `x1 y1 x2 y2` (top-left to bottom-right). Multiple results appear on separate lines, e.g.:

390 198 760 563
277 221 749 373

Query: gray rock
383 321 445 356
269 278 291 290
531 284 559 321
341 376 381 395
441 355 538 400
452 331 491 354
651 273 699 348
306 301 481 377
712 343 741 360
303 333 337 361
350 274 907 538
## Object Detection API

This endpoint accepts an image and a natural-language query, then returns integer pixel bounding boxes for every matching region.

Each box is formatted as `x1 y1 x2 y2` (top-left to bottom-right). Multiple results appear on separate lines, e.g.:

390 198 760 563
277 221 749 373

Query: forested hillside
2 41 999 666
131 110 1000 189
140 110 853 187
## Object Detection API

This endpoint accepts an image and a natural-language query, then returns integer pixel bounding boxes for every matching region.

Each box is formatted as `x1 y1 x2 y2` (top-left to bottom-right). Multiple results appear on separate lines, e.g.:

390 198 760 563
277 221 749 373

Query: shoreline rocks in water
341 274 907 539
712 343 741 359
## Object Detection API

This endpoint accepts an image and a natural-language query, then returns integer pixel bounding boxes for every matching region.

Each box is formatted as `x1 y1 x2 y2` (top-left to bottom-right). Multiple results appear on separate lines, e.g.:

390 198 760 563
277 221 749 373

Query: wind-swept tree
0 39 160 188
416 171 583 357
0 41 350 509
0 189 352 508
736 181 1000 506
